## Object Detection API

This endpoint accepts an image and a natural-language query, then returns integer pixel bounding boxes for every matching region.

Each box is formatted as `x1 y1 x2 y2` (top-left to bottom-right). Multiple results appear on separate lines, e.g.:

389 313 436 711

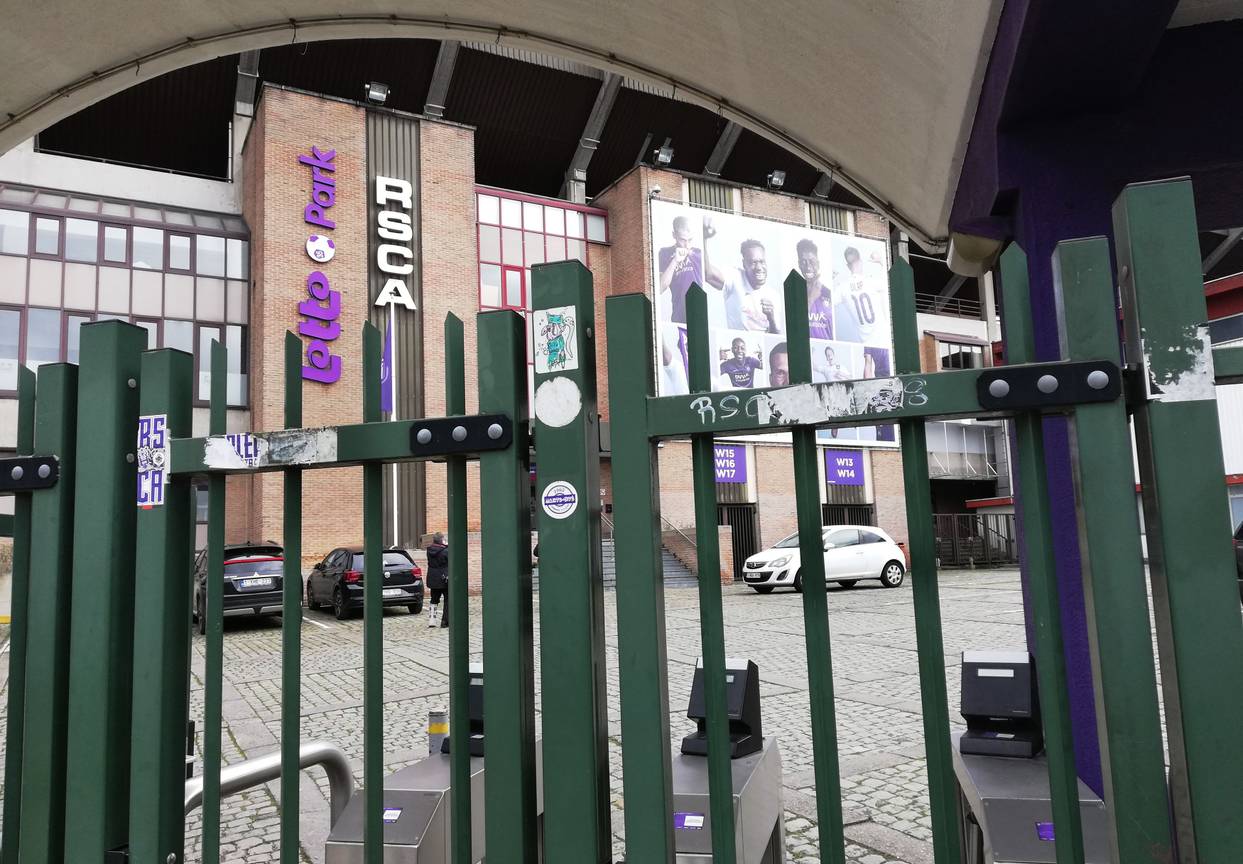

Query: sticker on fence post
533 305 579 374
541 480 579 520
136 413 169 508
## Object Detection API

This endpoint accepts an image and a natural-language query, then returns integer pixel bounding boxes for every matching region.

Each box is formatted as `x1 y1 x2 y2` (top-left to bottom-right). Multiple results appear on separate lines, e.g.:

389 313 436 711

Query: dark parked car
192 542 286 635
1234 523 1243 603
306 545 424 620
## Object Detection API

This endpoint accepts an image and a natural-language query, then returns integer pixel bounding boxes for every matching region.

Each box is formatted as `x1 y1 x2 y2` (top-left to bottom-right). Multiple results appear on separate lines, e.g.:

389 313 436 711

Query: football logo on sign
306 234 336 263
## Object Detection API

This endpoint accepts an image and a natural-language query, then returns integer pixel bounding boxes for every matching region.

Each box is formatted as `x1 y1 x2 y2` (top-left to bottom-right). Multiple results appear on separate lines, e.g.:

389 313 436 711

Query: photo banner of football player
650 199 896 445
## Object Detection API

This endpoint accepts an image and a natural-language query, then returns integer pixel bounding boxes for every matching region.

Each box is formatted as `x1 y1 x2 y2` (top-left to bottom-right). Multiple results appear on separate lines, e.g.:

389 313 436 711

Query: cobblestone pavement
0 569 1027 862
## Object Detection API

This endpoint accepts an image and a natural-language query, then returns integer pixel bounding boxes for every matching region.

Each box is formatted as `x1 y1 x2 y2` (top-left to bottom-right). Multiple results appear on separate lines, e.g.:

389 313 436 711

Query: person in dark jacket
426 533 449 629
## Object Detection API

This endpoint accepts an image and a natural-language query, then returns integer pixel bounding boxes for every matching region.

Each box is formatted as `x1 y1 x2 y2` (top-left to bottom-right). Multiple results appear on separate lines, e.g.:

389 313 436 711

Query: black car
192 542 286 635
1234 523 1243 603
306 545 424 620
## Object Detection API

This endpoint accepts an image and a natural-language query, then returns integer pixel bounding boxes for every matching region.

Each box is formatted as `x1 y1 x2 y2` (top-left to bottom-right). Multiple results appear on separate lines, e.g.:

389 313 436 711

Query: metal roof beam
1202 226 1243 275
562 72 621 201
423 40 460 118
234 50 261 117
703 121 742 177
932 273 968 312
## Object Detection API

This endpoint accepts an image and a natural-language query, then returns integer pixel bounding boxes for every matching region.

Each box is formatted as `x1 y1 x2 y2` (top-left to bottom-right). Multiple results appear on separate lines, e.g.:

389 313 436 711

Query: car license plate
382 588 404 598
239 577 273 589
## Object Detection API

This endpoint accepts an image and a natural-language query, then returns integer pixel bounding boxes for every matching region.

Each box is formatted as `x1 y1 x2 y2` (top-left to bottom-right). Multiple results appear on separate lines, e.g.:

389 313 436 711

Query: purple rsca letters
299 147 342 383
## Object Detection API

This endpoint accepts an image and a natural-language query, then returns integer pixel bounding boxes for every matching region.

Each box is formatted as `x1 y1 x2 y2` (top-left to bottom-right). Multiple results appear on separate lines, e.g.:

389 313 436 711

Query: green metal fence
0 177 1240 864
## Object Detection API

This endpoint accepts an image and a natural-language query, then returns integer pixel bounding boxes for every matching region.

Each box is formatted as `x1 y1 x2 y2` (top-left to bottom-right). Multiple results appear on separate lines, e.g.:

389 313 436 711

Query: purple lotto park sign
714 444 747 484
825 449 865 486
298 146 342 383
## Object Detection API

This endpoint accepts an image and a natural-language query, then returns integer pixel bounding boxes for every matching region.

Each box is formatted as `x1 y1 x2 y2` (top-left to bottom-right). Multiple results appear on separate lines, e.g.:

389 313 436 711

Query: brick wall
871 448 909 547
243 87 369 559
739 186 804 223
661 526 733 585
854 211 890 240
656 440 697 529
755 443 799 548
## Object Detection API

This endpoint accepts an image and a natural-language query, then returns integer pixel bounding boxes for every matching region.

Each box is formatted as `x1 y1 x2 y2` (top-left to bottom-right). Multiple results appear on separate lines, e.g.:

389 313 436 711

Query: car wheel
838 579 858 589
195 597 206 636
793 571 804 593
752 586 774 595
880 561 905 588
333 587 349 621
408 600 423 615
306 583 319 611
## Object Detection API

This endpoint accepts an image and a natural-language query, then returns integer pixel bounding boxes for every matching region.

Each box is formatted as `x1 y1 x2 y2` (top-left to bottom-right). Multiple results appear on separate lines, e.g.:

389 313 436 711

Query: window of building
0 308 19 390
34 217 60 256
64 219 98 263
809 202 849 232
0 209 28 255
939 340 985 369
687 178 733 211
103 226 128 264
168 234 192 271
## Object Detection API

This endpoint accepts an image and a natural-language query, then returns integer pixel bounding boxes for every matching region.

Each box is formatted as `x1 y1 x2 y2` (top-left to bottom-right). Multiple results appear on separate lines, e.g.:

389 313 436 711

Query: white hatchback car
741 525 906 594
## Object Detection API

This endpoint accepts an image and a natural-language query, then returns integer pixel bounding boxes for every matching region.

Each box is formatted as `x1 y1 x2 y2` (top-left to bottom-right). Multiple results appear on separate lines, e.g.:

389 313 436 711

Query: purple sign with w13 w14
825 449 864 486
713 444 747 484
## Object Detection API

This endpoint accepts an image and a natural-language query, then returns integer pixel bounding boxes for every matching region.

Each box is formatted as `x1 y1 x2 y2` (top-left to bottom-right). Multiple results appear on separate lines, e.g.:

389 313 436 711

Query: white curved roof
0 1 1004 248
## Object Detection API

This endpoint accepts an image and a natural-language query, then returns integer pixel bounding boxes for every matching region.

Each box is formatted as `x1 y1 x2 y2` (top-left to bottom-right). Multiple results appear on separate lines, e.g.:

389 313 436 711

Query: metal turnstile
671 738 785 863
325 740 544 863
952 732 1109 863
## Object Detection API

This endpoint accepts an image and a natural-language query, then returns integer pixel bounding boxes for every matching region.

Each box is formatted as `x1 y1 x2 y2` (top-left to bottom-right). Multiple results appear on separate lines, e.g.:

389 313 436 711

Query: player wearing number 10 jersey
831 245 889 346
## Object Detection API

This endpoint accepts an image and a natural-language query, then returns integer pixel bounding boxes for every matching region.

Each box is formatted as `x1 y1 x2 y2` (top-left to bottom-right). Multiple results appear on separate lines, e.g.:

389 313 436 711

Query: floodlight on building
654 139 674 166
364 82 390 105
766 170 786 190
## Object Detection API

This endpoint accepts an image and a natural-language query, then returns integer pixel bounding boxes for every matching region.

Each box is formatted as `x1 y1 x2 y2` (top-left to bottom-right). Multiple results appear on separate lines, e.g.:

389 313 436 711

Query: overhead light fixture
654 137 674 166
766 170 786 190
364 82 390 105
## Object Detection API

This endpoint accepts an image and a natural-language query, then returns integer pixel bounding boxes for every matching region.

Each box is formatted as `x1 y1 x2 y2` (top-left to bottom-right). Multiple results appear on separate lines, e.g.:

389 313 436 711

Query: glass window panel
134 320 158 349
480 263 502 307
164 273 194 319
501 228 523 266
546 235 566 262
0 309 20 390
504 269 523 308
198 326 221 400
133 206 162 222
63 263 96 310
132 270 162 316
524 232 545 266
168 235 191 270
193 213 224 230
227 325 248 406
100 201 130 218
223 216 246 233
98 267 130 314
566 210 585 239
26 308 61 370
132 227 163 270
226 280 247 324
545 206 565 235
95 314 128 323
65 218 98 262
68 197 97 213
0 209 29 254
164 319 193 353
522 202 543 232
196 235 225 277
164 210 193 226
477 194 500 225
103 226 127 263
226 238 248 279
0 188 35 205
567 238 586 264
33 192 66 209
196 277 225 321
586 213 607 243
28 259 63 307
479 225 501 262
35 217 59 255
67 314 92 364
500 198 521 228
0 256 26 304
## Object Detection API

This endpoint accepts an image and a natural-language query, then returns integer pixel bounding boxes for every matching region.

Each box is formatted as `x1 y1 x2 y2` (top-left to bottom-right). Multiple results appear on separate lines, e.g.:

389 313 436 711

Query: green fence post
888 259 964 864
529 260 611 862
18 365 78 864
1052 237 1173 863
362 322 385 864
685 284 738 864
129 349 194 864
200 338 228 864
444 313 473 864
281 331 304 864
477 309 537 864
604 292 676 864
63 321 145 862
782 271 846 864
0 367 34 864
997 246 1085 864
1112 178 1243 859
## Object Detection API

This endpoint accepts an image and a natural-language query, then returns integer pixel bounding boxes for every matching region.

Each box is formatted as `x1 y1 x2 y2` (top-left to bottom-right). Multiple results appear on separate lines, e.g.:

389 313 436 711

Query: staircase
532 538 698 591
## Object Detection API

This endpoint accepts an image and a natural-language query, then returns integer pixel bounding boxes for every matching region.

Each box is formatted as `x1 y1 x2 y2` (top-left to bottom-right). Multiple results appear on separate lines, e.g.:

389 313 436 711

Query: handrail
660 515 696 550
601 511 615 542
185 740 354 825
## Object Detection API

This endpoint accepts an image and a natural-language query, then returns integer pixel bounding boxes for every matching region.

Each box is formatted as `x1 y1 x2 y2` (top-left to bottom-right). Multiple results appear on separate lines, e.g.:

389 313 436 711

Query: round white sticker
541 480 579 520
306 234 336 262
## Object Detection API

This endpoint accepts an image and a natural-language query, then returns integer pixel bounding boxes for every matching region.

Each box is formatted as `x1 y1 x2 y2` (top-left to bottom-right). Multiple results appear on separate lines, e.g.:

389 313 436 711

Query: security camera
649 185 661 198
